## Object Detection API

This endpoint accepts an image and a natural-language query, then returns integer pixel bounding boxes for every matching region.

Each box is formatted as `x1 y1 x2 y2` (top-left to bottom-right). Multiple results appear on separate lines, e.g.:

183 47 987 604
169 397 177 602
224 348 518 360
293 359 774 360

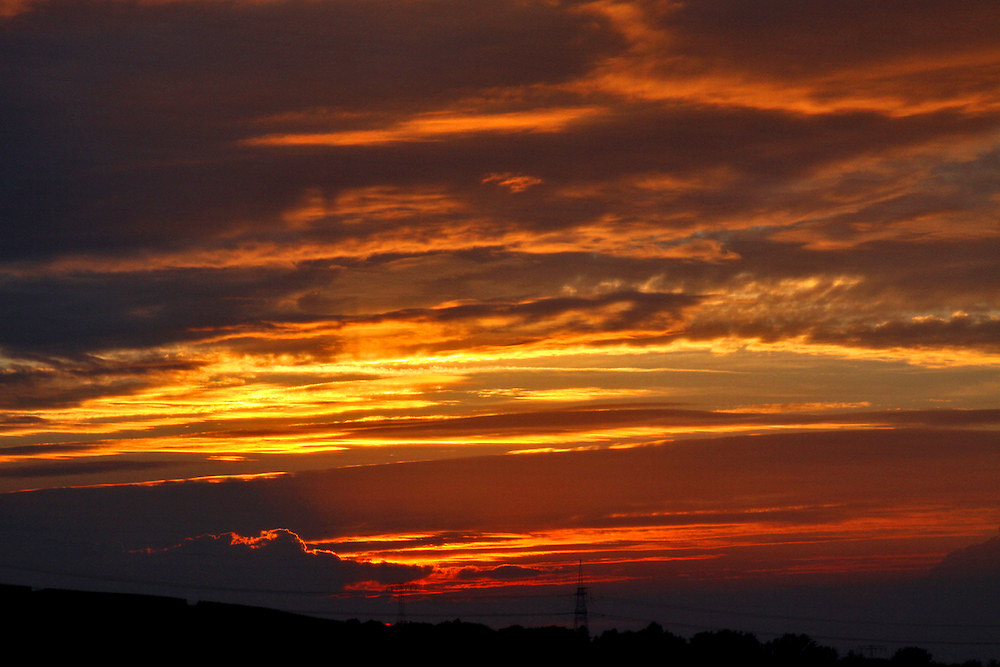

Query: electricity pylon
387 583 416 624
573 560 588 635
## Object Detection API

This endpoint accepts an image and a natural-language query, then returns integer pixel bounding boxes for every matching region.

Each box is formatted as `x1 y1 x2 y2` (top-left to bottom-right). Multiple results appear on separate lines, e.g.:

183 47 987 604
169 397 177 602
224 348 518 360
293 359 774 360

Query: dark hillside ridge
3 584 993 666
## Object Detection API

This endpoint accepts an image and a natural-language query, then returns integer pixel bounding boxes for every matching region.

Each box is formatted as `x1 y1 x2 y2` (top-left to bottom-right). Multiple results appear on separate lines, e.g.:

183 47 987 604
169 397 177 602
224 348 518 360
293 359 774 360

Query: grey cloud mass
2 0 998 364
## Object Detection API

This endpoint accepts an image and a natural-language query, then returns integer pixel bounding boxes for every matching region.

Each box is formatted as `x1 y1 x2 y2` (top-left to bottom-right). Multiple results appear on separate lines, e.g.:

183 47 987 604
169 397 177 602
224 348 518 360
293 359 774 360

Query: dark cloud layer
2 429 996 546
1 0 622 261
264 406 1000 443
2 0 998 372
0 457 172 478
930 530 1000 581
0 266 334 356
663 0 1000 76
134 528 427 591
457 564 544 581
0 352 201 408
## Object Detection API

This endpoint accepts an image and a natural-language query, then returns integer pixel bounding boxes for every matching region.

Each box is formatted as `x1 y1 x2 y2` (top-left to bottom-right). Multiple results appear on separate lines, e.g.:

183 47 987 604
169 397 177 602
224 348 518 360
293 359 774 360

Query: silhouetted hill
3 583 995 666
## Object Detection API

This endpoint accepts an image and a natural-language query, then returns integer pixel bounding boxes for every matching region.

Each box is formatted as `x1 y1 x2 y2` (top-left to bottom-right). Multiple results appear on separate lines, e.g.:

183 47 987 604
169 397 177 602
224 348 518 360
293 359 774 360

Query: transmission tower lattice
573 560 589 634
858 645 886 659
386 583 416 625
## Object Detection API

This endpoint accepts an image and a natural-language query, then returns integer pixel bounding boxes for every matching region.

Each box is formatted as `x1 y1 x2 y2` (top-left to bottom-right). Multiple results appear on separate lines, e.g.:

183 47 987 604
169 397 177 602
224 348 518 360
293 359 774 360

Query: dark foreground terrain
2 583 993 666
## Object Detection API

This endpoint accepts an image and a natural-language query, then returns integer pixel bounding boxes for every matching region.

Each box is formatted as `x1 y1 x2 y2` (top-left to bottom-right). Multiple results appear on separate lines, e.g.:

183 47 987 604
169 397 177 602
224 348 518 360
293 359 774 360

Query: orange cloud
576 0 1000 116
482 172 544 192
246 107 602 147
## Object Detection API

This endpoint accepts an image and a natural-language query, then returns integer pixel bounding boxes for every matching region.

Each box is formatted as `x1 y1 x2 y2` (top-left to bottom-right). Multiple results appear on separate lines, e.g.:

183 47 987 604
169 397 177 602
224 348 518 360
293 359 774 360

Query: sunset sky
1 0 999 657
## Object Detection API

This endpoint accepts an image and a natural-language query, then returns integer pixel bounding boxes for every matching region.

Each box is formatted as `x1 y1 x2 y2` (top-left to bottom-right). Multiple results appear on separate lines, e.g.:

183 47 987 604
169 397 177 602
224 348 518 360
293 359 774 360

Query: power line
0 561 342 596
597 594 1000 630
4 561 999 649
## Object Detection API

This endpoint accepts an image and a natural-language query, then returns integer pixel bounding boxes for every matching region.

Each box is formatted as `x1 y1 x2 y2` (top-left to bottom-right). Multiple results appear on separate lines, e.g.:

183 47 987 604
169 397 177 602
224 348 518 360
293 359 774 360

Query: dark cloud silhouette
0 266 339 356
457 565 544 581
0 354 202 408
813 314 1000 352
0 457 174 478
0 0 623 261
296 406 1000 442
133 528 428 591
1 0 998 373
661 0 1000 78
929 529 1000 581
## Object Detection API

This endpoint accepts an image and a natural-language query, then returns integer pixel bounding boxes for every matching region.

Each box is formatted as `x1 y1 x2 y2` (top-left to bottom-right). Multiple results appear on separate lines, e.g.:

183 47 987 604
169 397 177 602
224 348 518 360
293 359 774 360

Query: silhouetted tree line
591 624 994 667
3 584 996 666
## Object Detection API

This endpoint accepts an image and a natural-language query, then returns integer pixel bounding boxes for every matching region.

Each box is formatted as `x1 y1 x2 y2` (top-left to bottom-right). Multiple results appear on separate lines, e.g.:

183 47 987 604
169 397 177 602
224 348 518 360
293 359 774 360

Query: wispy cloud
247 107 603 147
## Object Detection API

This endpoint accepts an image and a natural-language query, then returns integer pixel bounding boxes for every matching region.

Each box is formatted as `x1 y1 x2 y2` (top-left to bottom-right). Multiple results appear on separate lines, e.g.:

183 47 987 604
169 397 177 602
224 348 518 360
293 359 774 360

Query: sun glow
315 504 998 593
